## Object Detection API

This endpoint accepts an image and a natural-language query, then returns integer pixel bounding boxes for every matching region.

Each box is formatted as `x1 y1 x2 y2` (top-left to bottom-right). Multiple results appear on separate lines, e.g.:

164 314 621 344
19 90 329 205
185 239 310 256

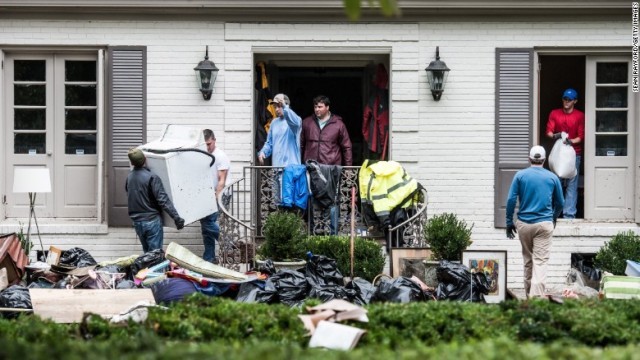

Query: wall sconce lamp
424 46 450 101
194 46 219 100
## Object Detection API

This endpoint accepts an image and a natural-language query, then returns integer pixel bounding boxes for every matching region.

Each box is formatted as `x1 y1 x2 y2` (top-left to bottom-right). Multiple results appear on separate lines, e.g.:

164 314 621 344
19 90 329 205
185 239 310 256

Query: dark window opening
538 55 585 219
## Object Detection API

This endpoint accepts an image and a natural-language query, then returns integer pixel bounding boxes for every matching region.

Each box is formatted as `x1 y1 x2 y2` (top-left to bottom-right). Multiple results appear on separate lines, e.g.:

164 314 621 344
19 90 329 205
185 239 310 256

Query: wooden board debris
29 288 155 323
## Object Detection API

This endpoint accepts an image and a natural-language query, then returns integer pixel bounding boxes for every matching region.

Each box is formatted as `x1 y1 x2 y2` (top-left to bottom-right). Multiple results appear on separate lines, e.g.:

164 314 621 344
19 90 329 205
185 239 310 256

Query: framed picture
390 248 433 285
462 250 507 303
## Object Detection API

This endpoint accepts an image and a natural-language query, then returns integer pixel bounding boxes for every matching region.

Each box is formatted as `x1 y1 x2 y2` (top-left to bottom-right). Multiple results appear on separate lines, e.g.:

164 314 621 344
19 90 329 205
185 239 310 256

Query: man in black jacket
126 148 185 253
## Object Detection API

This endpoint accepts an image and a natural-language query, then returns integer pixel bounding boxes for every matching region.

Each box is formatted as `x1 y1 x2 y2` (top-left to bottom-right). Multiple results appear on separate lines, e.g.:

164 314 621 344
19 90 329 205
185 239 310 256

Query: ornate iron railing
217 166 429 270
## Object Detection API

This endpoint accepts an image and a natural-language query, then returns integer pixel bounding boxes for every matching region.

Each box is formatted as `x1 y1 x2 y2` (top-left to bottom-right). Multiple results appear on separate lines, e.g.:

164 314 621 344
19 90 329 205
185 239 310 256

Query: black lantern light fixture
194 46 219 100
424 46 450 101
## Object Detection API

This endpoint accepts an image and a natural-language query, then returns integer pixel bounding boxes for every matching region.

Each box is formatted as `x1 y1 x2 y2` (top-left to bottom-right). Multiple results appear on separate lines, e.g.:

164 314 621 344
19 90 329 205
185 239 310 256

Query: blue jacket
258 105 302 167
506 166 564 226
281 164 309 210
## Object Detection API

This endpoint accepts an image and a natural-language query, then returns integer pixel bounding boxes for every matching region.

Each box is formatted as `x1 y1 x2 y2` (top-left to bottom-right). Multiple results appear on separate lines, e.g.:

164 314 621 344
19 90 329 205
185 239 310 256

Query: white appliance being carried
138 125 217 227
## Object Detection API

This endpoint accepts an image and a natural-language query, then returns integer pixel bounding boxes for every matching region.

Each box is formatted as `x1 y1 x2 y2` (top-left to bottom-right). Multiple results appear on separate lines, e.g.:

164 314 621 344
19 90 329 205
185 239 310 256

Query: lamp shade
13 168 52 193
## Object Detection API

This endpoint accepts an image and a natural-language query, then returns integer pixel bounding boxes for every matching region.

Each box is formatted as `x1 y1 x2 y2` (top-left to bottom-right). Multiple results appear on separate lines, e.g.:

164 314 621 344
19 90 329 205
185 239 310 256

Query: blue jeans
133 217 163 253
563 155 581 219
200 211 220 262
329 205 339 235
309 204 339 235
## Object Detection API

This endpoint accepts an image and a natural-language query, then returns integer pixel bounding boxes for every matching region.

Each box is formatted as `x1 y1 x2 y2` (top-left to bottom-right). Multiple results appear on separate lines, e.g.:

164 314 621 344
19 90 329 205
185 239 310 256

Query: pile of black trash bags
0 249 492 318
235 256 491 307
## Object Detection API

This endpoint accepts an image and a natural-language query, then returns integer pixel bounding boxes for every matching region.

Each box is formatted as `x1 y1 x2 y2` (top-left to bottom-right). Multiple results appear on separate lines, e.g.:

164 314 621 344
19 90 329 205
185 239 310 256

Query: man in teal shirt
506 145 564 298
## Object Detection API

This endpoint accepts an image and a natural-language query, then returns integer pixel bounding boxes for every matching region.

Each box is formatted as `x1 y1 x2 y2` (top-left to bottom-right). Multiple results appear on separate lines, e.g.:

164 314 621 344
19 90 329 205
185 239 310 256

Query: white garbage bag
548 132 577 179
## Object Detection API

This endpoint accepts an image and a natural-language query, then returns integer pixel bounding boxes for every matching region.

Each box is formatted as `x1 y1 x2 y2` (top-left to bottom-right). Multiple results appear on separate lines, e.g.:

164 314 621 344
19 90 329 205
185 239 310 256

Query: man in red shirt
545 88 585 219
301 95 352 234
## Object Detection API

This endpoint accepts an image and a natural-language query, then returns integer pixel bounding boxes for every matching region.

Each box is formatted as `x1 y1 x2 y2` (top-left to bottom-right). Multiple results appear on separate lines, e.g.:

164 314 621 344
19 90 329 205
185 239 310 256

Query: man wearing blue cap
545 88 585 219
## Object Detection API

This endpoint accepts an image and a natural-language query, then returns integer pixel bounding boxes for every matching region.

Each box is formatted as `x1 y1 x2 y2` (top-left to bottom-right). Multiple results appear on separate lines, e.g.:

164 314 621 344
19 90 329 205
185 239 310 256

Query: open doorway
538 55 585 218
276 66 367 166
254 53 390 167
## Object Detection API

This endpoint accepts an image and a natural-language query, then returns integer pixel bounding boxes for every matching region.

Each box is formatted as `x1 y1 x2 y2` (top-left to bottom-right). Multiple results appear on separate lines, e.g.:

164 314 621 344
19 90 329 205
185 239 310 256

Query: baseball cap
529 145 546 160
562 88 578 100
128 148 146 167
269 93 290 106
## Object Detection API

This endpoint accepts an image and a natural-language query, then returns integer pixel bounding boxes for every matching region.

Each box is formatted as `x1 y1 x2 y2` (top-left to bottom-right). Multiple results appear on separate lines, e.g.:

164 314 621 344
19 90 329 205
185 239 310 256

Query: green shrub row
3 295 640 349
303 236 385 282
1 326 639 360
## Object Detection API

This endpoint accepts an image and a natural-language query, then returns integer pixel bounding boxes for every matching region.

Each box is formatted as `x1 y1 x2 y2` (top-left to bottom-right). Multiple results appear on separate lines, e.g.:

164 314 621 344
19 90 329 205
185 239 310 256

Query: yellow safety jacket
359 159 419 228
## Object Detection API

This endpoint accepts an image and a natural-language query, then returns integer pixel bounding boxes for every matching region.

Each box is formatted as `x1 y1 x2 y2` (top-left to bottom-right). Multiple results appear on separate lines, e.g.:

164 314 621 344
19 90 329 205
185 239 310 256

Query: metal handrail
218 178 254 231
389 188 428 232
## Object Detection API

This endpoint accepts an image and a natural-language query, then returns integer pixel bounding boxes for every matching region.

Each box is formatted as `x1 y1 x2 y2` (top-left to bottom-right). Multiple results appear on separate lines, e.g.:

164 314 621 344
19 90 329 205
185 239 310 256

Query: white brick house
0 1 637 290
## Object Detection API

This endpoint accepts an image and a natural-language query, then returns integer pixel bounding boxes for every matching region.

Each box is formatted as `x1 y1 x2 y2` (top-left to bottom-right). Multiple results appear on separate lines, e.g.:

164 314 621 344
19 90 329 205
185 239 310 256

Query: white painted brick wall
0 18 637 291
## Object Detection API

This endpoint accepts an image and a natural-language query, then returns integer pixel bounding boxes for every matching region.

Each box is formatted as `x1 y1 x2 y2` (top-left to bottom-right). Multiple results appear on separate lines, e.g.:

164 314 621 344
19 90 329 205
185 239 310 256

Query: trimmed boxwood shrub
424 212 473 261
595 230 640 275
258 211 307 261
303 235 385 282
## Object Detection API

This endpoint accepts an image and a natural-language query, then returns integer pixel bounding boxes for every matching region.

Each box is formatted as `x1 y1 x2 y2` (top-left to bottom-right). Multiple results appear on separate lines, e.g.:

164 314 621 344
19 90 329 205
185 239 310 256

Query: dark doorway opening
538 55 585 219
276 66 369 166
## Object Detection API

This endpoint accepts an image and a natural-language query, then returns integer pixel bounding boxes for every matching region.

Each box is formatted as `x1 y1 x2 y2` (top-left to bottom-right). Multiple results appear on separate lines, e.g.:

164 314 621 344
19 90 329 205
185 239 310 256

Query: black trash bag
53 277 70 289
59 247 97 268
27 278 55 289
345 278 376 306
308 285 353 302
261 270 309 306
150 278 197 305
0 285 32 319
257 259 277 276
305 255 343 286
371 277 426 303
435 260 490 302
255 278 278 304
130 249 165 279
571 253 601 289
236 281 266 303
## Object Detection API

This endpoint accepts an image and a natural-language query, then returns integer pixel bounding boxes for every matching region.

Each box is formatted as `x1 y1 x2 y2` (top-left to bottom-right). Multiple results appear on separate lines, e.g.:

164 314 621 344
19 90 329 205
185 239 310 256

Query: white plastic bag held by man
548 132 577 179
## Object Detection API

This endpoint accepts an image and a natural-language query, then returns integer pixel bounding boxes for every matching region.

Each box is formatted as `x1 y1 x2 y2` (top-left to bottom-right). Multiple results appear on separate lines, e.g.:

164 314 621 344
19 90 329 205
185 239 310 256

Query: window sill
0 220 109 235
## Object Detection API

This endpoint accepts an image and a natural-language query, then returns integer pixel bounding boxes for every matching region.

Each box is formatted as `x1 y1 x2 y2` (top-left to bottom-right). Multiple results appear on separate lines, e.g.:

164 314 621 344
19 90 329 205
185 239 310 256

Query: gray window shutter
494 48 533 228
107 46 147 226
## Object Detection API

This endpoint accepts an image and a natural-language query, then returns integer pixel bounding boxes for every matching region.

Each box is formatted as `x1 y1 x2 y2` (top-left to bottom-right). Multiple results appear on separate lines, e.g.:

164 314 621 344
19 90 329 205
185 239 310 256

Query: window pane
595 135 627 156
14 133 45 154
65 133 96 154
65 109 97 130
65 85 96 106
596 87 627 108
15 109 46 130
14 84 46 106
14 60 45 81
65 61 97 82
596 111 627 132
596 63 628 84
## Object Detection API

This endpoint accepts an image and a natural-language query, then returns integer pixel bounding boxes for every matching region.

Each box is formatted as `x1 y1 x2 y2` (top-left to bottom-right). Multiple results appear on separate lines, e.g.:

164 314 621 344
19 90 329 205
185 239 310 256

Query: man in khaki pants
505 146 564 298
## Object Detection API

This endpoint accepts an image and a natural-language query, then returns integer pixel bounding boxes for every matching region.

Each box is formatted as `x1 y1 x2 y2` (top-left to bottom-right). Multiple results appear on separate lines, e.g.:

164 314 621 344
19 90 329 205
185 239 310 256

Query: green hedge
2 296 640 359
303 236 385 282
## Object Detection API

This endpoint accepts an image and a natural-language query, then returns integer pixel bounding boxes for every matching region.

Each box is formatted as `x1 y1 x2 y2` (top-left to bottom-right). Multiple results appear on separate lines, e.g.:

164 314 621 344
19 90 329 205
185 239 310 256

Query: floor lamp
13 168 51 261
